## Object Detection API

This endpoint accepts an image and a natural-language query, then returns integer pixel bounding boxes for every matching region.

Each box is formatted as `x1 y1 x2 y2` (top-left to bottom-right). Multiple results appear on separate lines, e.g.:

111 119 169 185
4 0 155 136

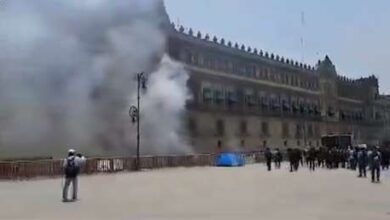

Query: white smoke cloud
0 0 192 158
140 55 192 155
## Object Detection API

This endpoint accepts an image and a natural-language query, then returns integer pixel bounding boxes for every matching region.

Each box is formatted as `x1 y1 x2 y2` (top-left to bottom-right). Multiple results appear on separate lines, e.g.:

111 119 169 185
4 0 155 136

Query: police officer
307 147 316 171
357 147 368 178
369 147 381 183
274 148 283 169
264 147 273 171
380 148 389 170
287 148 294 172
293 148 301 171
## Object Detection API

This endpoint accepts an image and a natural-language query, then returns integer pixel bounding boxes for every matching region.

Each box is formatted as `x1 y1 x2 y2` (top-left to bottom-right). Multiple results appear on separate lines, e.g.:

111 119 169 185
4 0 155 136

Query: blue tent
216 153 245 167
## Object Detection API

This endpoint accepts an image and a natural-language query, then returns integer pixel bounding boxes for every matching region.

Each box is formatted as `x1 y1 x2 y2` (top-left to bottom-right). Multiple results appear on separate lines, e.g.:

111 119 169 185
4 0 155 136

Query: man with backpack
62 149 86 202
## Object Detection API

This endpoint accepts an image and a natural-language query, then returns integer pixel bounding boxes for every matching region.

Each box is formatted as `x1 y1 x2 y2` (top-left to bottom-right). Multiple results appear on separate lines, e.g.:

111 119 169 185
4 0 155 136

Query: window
292 99 299 113
240 120 248 136
260 93 269 110
271 95 280 110
295 124 302 139
266 68 271 79
245 65 252 77
217 140 222 149
308 124 313 138
203 55 210 68
202 87 213 103
282 122 289 138
227 90 238 106
263 140 267 148
181 49 192 63
282 98 290 112
261 122 269 136
188 118 197 135
222 59 229 72
261 68 267 79
227 61 233 72
245 90 256 107
252 65 257 78
270 70 275 81
240 139 245 147
235 63 246 75
216 119 225 136
256 67 261 78
314 125 320 138
192 53 199 65
214 89 224 104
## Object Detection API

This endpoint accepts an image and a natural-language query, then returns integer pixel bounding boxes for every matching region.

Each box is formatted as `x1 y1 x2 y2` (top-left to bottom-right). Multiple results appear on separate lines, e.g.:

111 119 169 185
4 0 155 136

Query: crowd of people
264 146 390 183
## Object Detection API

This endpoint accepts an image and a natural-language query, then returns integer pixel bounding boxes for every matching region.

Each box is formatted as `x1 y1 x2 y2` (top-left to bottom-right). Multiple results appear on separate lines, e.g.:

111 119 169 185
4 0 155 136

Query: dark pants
382 161 389 170
62 177 78 201
351 160 357 170
274 160 281 169
309 160 315 171
371 167 380 182
294 161 299 171
358 164 366 177
266 159 272 171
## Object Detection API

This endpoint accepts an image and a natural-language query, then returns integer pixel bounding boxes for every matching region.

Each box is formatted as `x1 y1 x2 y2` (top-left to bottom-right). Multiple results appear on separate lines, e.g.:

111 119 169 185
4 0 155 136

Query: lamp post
129 72 147 171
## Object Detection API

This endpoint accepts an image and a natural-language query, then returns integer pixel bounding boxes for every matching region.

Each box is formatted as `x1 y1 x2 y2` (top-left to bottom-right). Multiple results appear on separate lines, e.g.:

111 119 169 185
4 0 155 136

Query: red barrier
0 152 264 180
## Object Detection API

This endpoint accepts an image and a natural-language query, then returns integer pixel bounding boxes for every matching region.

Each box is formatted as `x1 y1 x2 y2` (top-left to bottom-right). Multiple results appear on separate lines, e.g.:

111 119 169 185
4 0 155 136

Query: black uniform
381 149 389 170
264 148 273 171
274 149 283 169
307 148 316 171
370 150 381 183
357 149 368 178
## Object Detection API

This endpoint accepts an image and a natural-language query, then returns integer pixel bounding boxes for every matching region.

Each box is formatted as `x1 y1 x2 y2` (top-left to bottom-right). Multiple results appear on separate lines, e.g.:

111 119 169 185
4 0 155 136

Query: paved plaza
1 164 390 220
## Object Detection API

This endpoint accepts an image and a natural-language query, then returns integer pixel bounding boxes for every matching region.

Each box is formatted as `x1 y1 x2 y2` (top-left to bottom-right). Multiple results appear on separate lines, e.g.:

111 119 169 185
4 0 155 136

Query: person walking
307 147 316 171
274 148 283 169
264 147 273 171
357 147 368 178
369 147 381 183
62 149 86 202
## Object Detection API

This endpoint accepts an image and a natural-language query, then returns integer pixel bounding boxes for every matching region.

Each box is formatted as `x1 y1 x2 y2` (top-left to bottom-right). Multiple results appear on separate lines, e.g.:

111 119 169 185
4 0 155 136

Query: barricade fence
0 151 264 180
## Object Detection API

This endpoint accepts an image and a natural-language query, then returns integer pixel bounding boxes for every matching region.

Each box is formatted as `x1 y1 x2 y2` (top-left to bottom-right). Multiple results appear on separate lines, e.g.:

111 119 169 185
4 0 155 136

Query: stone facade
167 25 390 153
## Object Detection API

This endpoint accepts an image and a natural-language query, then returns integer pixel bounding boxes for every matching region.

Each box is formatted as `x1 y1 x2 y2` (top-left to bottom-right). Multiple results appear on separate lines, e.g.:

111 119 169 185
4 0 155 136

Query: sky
165 0 390 93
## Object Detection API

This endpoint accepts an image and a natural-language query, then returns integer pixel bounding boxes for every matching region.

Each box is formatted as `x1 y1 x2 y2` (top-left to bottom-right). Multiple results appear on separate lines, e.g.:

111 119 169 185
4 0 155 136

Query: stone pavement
0 164 390 220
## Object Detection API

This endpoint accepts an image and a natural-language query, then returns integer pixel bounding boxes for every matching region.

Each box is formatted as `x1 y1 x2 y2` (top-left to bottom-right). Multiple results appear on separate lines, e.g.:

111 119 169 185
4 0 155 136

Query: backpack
65 157 79 177
358 151 367 162
372 153 381 167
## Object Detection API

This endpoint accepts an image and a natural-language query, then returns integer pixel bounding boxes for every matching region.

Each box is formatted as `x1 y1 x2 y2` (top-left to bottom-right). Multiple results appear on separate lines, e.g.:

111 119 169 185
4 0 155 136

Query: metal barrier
0 152 264 180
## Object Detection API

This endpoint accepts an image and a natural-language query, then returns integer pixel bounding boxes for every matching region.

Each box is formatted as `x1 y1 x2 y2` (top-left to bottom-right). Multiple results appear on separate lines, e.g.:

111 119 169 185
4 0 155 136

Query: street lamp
129 72 147 171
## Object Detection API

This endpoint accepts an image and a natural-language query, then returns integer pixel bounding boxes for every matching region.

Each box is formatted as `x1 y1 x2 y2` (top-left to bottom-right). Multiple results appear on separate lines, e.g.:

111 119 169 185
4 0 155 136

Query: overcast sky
165 0 390 93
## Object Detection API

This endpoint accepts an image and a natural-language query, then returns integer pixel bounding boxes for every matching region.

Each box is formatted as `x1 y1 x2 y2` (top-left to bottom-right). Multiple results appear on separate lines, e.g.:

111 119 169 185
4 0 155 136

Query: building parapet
171 23 316 73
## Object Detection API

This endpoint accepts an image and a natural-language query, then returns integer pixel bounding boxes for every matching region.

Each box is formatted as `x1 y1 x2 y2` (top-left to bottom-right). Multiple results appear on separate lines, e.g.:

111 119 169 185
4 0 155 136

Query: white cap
68 149 75 153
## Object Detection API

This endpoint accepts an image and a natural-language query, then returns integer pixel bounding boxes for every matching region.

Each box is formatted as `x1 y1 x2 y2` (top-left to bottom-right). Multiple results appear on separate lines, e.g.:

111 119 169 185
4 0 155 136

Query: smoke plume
0 0 192 158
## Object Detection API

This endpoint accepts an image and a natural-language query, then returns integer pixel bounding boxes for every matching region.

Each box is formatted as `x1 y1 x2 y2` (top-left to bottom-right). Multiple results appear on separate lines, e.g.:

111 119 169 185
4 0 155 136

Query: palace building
167 24 390 153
